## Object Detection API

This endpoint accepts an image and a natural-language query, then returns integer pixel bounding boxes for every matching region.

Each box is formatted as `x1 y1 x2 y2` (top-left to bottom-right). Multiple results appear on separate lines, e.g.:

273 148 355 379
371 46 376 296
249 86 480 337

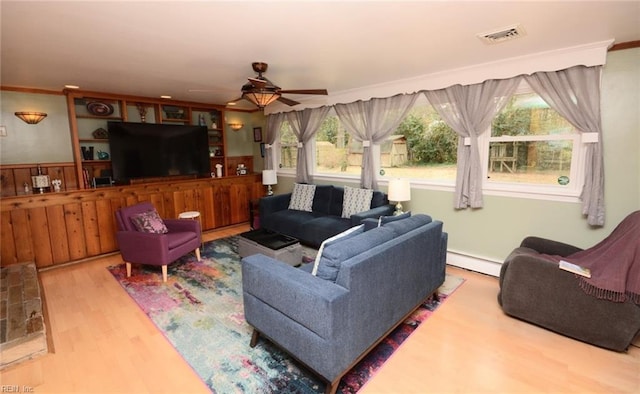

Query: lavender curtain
334 93 418 189
286 106 331 183
423 79 519 209
525 65 605 226
264 112 285 170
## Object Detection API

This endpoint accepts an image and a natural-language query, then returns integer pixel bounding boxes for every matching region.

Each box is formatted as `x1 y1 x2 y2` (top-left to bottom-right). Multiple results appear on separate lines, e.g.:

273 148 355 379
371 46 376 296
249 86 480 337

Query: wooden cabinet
0 174 263 268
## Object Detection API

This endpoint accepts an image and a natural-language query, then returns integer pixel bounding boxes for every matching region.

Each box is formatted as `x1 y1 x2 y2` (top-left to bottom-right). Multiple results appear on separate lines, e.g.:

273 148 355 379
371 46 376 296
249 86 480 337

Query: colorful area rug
108 237 463 393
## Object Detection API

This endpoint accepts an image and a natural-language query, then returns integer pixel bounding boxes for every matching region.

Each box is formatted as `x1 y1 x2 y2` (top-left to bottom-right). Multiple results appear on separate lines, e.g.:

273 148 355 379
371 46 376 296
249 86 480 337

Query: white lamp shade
262 170 277 186
388 178 411 202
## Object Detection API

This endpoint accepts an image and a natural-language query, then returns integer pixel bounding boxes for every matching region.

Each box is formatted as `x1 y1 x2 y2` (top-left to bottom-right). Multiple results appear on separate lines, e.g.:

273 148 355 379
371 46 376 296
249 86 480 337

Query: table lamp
387 178 411 215
262 170 277 196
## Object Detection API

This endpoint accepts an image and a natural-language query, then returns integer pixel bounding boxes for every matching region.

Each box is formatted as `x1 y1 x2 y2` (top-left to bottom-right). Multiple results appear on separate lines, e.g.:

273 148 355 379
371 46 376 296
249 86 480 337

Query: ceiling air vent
477 24 525 45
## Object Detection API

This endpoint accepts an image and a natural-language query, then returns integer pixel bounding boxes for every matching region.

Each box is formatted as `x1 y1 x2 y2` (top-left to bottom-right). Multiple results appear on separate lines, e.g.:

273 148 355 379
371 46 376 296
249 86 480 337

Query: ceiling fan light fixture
242 91 281 108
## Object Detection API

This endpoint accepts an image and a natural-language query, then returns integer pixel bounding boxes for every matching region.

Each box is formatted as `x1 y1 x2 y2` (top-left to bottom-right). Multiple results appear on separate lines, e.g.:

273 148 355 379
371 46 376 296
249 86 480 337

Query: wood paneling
0 162 77 197
0 174 261 267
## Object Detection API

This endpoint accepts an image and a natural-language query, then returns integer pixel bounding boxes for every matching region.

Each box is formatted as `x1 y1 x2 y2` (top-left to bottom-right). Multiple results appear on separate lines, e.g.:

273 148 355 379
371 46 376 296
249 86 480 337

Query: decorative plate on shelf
92 127 109 139
86 101 114 116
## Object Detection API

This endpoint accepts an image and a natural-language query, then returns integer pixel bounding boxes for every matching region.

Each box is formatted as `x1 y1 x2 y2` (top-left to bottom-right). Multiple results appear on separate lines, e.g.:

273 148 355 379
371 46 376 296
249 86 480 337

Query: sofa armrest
350 204 395 226
116 231 169 263
164 218 200 233
497 252 640 351
242 254 349 338
520 236 583 257
259 193 292 217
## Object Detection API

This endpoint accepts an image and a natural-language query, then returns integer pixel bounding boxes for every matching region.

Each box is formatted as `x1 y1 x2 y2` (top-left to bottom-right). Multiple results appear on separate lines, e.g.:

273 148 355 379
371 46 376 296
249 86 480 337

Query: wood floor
2 224 639 393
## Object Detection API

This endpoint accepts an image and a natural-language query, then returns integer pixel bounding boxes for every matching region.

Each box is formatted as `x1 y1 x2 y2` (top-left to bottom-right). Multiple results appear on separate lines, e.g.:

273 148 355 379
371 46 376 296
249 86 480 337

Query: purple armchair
115 202 201 282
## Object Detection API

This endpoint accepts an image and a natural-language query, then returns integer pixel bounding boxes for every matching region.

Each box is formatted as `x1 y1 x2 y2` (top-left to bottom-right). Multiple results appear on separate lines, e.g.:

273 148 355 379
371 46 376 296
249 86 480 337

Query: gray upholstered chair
498 235 640 351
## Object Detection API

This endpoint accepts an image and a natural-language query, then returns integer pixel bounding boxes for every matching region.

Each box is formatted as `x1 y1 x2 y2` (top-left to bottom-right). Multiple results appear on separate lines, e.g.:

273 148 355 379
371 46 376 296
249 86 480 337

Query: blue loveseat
242 214 447 394
259 184 394 248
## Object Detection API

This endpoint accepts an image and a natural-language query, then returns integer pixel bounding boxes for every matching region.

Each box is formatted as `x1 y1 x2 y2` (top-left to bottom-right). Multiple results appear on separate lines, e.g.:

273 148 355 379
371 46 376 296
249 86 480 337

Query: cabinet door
213 184 231 227
229 183 250 224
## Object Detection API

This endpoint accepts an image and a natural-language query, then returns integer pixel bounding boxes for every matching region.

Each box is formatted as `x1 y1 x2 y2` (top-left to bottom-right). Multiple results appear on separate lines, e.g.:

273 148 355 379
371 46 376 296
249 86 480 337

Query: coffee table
238 228 302 267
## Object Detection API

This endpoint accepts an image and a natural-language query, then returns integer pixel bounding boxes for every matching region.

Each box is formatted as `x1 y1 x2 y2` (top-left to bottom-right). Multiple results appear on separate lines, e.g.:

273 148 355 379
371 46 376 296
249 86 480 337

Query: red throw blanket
546 210 640 304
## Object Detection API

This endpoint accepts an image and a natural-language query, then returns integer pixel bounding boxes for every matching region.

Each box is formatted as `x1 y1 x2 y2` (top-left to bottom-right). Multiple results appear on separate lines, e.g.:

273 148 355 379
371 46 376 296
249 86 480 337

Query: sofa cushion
130 209 168 234
289 183 316 212
377 211 411 227
263 209 322 236
315 226 396 282
371 190 386 208
328 187 345 217
298 216 352 248
362 218 379 232
311 185 333 214
341 186 374 218
312 225 364 276
382 214 432 236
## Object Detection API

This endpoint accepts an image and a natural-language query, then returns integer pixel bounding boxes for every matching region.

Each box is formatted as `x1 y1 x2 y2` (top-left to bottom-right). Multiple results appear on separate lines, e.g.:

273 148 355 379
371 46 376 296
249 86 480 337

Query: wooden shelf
161 118 189 123
76 115 123 120
67 89 228 190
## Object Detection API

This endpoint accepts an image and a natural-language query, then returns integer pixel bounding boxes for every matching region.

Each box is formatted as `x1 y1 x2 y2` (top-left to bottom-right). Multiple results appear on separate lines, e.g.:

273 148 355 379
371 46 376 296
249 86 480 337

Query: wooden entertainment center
1 174 264 269
1 89 264 269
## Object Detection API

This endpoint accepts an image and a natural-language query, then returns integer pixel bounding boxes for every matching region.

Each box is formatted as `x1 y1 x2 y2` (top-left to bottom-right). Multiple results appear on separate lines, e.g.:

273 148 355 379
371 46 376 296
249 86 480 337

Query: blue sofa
259 184 394 248
242 214 447 394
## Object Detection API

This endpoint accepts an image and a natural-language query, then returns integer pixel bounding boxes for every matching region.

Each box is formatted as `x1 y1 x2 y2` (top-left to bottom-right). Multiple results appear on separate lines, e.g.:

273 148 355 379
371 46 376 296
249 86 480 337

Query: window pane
488 92 577 187
383 103 457 181
315 115 358 175
492 93 574 137
488 140 573 185
279 121 297 169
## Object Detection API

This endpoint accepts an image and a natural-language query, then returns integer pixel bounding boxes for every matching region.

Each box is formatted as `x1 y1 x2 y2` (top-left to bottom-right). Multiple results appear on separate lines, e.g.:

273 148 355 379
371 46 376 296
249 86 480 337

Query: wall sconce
15 112 48 124
228 123 244 131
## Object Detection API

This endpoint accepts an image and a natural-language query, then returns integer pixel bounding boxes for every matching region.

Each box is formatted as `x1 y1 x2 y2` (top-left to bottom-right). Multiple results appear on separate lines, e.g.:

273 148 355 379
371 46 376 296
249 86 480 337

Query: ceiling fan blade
279 89 328 95
277 96 300 106
248 78 267 89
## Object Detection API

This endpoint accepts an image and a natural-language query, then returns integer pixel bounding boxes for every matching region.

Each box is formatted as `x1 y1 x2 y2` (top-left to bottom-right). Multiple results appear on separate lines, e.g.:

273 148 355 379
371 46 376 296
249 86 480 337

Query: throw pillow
341 186 374 218
288 183 316 212
377 211 411 227
312 225 364 277
130 209 169 234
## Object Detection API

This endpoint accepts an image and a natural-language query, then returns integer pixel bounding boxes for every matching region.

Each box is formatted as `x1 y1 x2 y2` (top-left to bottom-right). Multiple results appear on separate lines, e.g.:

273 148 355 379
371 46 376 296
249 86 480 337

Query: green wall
0 91 72 164
274 48 640 271
1 48 637 272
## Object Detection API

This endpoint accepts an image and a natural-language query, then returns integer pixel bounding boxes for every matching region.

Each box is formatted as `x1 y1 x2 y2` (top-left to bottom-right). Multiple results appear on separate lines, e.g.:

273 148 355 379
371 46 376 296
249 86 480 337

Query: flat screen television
107 122 210 184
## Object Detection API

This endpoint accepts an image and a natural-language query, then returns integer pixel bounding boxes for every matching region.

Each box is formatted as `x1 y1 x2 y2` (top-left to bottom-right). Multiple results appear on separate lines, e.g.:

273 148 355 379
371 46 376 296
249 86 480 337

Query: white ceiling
2 1 639 112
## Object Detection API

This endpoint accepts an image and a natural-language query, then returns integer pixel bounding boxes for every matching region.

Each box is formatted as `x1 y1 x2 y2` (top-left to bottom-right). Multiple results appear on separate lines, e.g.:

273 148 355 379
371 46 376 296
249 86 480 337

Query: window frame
275 82 589 203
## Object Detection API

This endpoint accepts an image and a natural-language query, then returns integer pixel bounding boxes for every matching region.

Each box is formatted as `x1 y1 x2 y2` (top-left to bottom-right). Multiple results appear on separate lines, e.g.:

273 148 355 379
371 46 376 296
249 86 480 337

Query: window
313 111 356 176
482 85 584 197
278 120 297 171
310 97 459 183
276 82 587 200
381 96 457 183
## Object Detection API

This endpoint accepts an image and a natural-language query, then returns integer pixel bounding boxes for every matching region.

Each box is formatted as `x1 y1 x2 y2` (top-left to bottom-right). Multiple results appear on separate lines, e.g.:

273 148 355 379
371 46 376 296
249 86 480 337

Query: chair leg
195 247 201 261
250 329 260 348
126 262 132 278
325 379 340 394
161 265 168 282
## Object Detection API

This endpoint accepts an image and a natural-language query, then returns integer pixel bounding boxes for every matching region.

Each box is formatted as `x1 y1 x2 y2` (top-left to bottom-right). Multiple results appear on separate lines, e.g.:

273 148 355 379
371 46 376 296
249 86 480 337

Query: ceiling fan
231 62 328 108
